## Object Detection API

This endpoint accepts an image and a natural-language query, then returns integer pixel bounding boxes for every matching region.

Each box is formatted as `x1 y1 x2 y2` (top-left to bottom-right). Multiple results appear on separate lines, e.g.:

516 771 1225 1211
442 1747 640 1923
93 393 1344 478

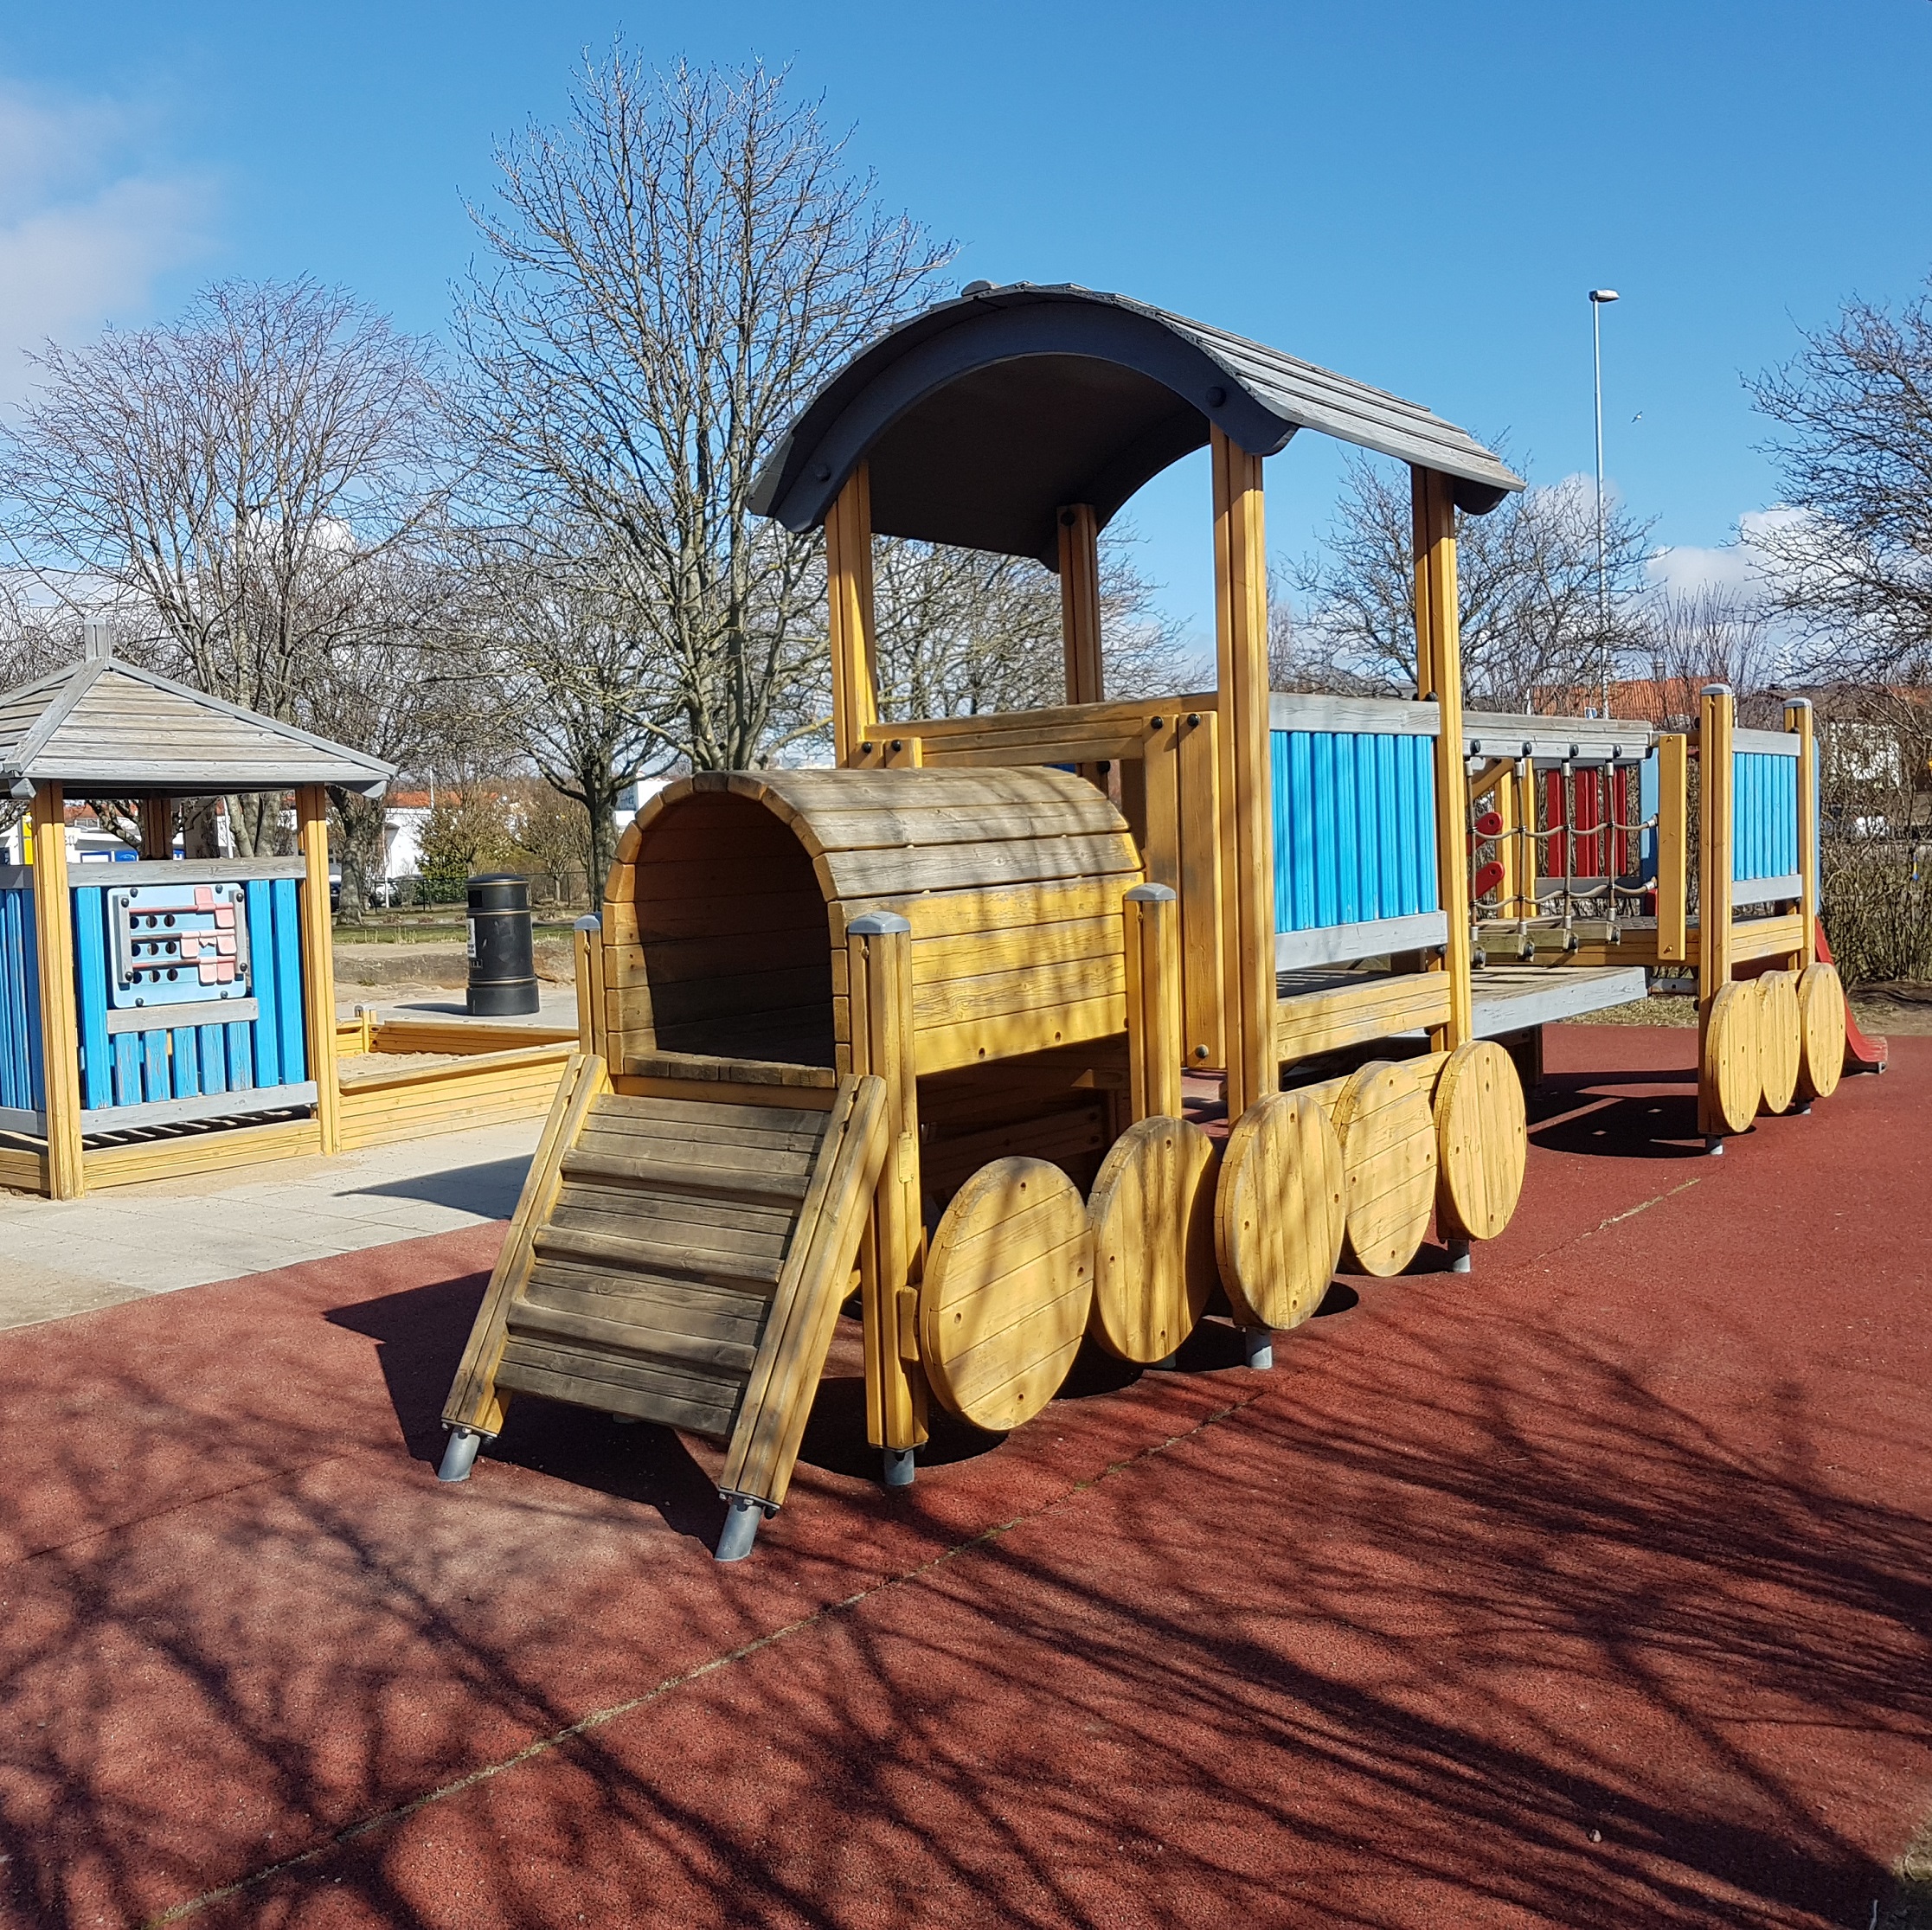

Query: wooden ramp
440 1053 889 1559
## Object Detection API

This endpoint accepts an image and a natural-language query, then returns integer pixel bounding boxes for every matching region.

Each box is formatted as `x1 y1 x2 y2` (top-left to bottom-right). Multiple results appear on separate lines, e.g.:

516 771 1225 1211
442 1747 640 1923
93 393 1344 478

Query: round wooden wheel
919 1157 1093 1433
1088 1117 1217 1363
1332 1061 1437 1278
1434 1040 1528 1242
1215 1089 1345 1331
1795 960 1845 1103
1702 980 1761 1135
1755 970 1801 1115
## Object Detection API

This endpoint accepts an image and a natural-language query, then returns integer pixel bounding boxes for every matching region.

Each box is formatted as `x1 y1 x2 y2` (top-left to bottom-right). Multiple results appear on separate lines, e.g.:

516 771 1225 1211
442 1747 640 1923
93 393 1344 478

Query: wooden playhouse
442 284 1865 1559
0 640 576 1199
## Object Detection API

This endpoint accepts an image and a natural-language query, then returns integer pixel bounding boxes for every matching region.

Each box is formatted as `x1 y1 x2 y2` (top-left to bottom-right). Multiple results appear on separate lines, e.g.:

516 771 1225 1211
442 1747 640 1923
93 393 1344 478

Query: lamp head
1589 289 1620 304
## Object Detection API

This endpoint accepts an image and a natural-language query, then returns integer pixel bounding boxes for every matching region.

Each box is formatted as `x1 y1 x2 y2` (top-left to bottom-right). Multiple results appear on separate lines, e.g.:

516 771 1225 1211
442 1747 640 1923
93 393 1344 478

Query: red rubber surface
2 1029 1929 1929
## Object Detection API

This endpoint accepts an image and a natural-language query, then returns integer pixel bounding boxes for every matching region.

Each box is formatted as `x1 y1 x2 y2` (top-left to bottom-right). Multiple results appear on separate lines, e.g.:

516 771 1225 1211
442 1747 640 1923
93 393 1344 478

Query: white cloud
0 83 216 407
1646 509 1811 602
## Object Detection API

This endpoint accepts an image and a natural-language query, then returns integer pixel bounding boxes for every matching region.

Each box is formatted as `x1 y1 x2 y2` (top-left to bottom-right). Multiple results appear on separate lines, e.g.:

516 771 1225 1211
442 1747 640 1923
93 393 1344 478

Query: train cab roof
751 282 1523 566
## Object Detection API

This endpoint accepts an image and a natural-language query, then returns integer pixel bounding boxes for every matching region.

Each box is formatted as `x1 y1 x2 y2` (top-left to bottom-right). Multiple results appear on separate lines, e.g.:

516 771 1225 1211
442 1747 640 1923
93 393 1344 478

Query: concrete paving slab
0 1118 540 1330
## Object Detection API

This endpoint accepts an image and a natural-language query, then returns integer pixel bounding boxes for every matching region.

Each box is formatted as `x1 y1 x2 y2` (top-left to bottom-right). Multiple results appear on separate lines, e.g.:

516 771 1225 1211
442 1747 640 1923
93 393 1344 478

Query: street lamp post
1589 288 1619 715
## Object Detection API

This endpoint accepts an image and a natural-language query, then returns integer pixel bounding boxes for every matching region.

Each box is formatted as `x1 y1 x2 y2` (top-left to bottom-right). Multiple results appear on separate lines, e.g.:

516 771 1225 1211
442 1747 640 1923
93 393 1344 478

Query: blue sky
3 0 1929 647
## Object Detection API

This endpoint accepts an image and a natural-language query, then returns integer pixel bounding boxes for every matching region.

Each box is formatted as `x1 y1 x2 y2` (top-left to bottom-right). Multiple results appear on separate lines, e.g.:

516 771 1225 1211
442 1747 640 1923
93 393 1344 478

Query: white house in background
374 774 674 889
614 773 671 830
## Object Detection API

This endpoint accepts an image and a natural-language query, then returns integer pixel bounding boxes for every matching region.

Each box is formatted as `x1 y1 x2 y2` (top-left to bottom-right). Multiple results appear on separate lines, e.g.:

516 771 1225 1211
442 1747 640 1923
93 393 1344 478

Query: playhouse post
1788 698 1818 969
296 785 341 1155
1210 426 1278 1120
138 796 174 861
1123 883 1182 1121
846 910 927 1475
1697 685 1736 1135
1411 466 1473 1050
826 462 880 767
1057 503 1105 706
1656 734 1690 963
30 782 84 1200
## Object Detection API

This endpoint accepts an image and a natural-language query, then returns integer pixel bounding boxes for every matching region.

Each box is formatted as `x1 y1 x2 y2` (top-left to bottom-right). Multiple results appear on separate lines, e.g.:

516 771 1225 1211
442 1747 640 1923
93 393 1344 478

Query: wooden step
559 1146 814 1204
506 1298 761 1376
532 1221 786 1290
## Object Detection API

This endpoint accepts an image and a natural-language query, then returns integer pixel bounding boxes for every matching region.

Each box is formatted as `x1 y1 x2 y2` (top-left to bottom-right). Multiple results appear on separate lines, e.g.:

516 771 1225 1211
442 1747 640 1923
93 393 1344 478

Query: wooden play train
437 285 1866 1558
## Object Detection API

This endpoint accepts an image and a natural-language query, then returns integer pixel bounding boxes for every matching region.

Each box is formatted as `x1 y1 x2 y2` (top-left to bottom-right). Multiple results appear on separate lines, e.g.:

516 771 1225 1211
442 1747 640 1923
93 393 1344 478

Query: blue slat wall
0 884 44 1113
67 875 306 1113
1271 730 1440 933
1731 752 1798 882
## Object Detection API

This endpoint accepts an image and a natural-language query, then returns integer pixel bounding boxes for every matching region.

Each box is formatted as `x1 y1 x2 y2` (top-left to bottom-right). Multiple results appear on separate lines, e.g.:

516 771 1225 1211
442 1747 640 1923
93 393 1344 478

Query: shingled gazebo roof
0 651 394 799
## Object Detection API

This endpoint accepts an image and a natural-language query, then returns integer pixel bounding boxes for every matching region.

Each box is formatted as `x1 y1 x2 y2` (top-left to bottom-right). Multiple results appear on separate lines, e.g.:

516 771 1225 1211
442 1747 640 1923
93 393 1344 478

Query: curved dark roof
750 284 1524 565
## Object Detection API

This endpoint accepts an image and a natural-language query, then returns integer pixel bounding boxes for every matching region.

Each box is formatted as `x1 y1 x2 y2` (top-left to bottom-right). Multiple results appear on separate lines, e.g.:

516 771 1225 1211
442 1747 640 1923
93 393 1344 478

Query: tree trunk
329 787 388 920
182 797 221 858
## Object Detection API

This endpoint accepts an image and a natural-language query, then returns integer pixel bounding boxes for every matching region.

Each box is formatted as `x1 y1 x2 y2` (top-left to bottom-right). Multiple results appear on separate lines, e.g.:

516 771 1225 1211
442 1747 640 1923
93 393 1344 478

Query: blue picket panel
73 886 113 1109
226 1021 254 1092
171 1024 200 1097
272 877 305 1082
1312 732 1340 927
0 886 35 1111
1732 750 1801 882
1271 728 1441 931
112 1034 140 1106
1353 735 1380 921
199 1023 227 1094
1334 734 1361 926
1395 740 1422 914
245 881 281 1087
142 1027 170 1101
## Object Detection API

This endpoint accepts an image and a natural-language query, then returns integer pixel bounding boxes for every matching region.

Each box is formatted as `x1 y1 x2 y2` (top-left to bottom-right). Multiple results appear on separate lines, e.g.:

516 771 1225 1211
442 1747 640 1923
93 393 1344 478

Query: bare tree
1290 454 1653 709
1630 586 1787 728
0 279 453 851
1750 280 1932 682
456 51 953 771
872 529 1189 724
467 529 675 889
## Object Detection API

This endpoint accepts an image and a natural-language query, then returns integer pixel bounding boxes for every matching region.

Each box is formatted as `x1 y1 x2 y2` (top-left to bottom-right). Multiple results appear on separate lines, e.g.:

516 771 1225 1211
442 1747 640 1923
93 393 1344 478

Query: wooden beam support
30 784 84 1200
1697 685 1736 1136
138 795 174 861
1123 883 1182 1121
847 910 927 1452
825 462 879 768
1656 733 1690 963
1210 426 1276 1120
1411 466 1473 1050
296 784 342 1156
1057 503 1105 707
1788 697 1818 968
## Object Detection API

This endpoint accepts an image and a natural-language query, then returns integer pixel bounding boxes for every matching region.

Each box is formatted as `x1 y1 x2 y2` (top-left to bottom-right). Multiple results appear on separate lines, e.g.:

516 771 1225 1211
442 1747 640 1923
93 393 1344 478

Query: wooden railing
848 695 1228 1068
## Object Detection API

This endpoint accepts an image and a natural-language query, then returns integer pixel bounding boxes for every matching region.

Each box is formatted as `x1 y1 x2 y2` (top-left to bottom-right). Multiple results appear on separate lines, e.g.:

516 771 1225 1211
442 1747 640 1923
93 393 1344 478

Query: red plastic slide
1815 922 1889 1072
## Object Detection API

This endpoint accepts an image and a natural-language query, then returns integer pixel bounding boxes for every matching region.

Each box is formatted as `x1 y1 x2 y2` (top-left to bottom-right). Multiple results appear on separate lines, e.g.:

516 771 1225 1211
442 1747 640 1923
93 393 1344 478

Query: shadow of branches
0 1170 1927 1929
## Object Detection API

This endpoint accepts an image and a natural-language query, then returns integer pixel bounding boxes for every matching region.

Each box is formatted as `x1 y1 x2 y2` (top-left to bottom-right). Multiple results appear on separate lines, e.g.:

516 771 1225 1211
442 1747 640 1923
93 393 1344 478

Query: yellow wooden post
825 462 879 768
1123 883 1182 1121
1656 733 1690 963
1411 466 1473 1049
1788 697 1818 969
1057 503 1105 706
138 796 174 861
30 784 84 1200
1697 685 1736 1137
296 785 341 1155
572 914 606 1056
846 909 927 1473
1209 427 1276 1121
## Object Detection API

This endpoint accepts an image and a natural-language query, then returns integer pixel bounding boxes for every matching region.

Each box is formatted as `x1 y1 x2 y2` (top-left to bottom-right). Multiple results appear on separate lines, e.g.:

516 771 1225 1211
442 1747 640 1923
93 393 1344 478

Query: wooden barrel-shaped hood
600 766 1142 1077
